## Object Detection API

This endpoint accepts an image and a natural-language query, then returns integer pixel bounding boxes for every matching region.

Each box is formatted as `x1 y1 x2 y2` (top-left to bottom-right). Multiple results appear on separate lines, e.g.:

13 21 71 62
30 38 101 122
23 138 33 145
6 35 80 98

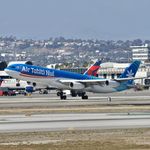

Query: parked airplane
83 60 101 76
0 70 52 94
0 71 27 89
5 60 142 99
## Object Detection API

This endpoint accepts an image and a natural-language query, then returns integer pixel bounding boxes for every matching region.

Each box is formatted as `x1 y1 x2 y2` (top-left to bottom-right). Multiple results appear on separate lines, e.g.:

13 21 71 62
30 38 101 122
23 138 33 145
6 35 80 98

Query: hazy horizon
0 0 150 40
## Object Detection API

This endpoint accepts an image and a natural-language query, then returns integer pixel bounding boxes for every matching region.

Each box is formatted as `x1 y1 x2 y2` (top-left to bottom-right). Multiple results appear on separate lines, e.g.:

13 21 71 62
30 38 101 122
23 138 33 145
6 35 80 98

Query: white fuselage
1 79 27 88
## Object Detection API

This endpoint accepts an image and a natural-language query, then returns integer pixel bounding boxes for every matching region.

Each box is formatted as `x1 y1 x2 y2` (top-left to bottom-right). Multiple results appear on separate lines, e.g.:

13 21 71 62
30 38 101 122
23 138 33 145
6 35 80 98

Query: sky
0 0 150 40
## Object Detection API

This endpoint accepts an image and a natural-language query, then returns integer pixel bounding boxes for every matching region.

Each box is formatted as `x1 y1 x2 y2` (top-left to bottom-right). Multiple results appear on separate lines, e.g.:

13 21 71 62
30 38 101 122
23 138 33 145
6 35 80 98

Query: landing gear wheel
71 92 77 97
16 83 20 87
82 95 88 99
60 95 66 100
57 92 60 96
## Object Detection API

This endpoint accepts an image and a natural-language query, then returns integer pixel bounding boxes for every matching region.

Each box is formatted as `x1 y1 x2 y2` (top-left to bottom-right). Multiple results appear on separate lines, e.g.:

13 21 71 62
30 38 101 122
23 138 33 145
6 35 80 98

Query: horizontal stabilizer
113 76 147 82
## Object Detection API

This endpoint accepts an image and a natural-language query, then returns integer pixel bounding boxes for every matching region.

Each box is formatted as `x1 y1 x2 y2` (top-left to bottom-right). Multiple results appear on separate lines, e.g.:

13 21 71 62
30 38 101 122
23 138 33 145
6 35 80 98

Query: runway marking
0 95 150 103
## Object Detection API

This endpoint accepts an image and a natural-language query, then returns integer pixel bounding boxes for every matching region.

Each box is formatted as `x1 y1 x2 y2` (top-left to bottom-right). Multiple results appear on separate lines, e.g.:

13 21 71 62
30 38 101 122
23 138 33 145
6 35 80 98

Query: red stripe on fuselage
20 73 55 78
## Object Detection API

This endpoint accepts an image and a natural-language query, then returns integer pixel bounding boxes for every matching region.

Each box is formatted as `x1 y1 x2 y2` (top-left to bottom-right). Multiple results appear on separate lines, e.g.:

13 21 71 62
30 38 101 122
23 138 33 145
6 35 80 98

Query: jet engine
69 82 85 90
107 81 120 87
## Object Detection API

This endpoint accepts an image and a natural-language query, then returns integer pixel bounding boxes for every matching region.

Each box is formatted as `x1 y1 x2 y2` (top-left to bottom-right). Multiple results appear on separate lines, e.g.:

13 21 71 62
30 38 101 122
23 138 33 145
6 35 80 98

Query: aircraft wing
59 76 147 86
59 79 108 85
113 76 147 82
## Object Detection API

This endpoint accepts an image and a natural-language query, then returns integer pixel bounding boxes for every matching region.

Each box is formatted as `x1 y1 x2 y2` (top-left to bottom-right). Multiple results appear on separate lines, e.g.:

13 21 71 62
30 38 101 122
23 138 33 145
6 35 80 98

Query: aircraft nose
4 68 10 74
4 68 13 75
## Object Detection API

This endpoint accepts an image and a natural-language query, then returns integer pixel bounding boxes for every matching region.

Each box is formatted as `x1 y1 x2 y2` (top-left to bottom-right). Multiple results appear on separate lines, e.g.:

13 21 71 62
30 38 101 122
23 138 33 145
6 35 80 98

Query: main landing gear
82 94 88 99
72 91 88 99
57 91 66 100
79 92 88 99
57 91 88 100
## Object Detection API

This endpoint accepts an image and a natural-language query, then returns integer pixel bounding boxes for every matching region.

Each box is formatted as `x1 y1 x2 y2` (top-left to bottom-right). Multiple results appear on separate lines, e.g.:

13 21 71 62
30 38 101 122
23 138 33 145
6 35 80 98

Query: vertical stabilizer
119 60 141 84
84 60 101 77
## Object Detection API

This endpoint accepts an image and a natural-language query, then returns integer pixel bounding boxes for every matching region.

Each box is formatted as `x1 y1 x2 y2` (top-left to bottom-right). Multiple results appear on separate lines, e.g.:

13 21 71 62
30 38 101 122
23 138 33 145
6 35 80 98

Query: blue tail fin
119 60 141 84
84 60 101 77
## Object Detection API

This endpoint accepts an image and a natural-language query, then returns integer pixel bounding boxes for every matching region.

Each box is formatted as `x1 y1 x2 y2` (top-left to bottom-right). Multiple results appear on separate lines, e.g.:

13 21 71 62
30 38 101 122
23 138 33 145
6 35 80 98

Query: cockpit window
10 66 16 69
9 65 22 70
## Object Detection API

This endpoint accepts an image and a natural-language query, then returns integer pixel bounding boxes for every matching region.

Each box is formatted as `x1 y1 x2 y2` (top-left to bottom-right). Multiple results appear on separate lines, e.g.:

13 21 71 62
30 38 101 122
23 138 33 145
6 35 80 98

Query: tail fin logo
84 60 101 77
119 60 141 79
126 70 134 78
119 60 141 85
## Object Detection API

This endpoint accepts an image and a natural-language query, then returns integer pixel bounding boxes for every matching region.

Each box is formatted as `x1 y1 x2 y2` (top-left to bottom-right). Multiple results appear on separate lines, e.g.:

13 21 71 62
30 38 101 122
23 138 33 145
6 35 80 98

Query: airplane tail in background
0 78 3 86
84 60 101 77
119 60 141 84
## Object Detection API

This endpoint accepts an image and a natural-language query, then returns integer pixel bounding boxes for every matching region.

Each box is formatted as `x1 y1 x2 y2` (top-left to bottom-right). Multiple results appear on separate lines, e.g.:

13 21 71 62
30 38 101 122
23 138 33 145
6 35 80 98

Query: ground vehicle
0 88 16 96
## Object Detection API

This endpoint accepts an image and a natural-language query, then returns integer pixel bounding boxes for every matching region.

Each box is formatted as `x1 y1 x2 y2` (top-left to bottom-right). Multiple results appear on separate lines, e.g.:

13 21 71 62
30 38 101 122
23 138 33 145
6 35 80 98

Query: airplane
0 60 101 96
3 60 101 96
5 60 142 100
83 60 101 77
3 59 101 96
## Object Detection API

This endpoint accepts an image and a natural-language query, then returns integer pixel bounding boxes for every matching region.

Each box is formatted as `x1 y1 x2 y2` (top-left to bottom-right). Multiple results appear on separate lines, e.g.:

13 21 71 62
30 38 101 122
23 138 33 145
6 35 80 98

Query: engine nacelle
105 80 119 87
109 81 120 87
69 82 85 90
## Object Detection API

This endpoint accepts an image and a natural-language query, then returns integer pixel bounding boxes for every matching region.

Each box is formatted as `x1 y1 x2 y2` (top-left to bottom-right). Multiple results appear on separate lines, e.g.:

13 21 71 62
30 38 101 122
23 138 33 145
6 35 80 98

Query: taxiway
0 113 150 133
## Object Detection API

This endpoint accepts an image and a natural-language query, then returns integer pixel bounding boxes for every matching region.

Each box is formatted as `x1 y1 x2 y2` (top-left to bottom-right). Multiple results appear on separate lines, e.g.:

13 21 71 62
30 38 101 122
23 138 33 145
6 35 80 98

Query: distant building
98 62 150 85
130 44 150 63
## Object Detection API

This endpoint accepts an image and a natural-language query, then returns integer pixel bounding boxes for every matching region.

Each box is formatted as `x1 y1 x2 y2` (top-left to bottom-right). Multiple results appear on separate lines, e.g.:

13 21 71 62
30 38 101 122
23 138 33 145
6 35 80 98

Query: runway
0 92 150 108
0 113 150 133
0 91 150 133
